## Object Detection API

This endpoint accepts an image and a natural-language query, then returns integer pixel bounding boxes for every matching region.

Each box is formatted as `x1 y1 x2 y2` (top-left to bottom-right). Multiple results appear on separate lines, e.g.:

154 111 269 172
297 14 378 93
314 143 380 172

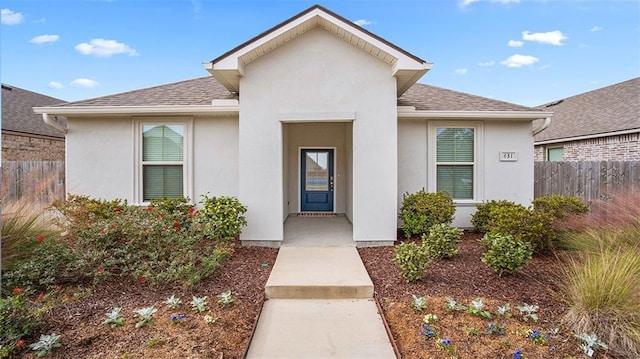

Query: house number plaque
499 152 518 161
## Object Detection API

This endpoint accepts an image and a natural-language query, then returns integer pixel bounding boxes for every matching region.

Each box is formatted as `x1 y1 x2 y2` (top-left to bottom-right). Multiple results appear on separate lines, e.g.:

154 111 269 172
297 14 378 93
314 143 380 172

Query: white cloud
48 81 64 89
71 78 99 88
455 68 469 75
75 38 138 57
459 0 519 8
354 19 373 26
590 26 602 32
29 34 60 44
1 8 24 25
522 30 568 46
501 54 539 68
508 40 524 47
478 60 495 67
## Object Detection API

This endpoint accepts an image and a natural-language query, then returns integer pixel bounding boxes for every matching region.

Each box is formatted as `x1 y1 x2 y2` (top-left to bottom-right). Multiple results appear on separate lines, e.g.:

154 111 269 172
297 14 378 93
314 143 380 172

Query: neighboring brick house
2 84 67 161
533 77 640 161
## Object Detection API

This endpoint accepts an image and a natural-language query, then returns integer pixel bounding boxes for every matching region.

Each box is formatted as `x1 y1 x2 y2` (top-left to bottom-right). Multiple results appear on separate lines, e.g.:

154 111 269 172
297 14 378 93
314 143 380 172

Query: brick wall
535 132 640 161
2 133 65 161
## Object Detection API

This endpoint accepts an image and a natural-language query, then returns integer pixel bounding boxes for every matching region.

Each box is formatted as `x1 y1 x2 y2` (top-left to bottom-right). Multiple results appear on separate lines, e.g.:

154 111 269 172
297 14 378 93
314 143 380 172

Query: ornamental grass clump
399 189 454 238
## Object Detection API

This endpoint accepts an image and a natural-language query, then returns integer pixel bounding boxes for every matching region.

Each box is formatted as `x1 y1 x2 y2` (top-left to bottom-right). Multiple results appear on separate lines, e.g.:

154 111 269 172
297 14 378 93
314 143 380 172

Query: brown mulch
17 232 592 358
359 231 587 359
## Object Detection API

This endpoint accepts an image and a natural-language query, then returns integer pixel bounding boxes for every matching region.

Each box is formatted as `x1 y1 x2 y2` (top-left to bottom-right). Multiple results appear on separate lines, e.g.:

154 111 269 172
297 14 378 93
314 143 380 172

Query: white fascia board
33 105 240 116
397 110 553 120
534 128 640 145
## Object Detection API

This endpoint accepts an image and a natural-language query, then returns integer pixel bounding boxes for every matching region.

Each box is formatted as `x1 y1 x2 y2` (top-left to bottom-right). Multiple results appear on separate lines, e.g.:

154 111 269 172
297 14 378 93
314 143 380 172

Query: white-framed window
134 117 192 203
428 122 483 202
547 146 564 161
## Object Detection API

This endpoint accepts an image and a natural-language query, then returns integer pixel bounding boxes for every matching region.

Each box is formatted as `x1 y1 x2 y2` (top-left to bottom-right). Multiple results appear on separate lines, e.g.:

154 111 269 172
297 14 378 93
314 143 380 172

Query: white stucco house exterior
35 5 551 246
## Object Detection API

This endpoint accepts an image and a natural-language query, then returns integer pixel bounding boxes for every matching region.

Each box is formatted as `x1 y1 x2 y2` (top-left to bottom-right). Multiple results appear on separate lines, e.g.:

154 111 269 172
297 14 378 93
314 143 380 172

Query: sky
1 0 639 107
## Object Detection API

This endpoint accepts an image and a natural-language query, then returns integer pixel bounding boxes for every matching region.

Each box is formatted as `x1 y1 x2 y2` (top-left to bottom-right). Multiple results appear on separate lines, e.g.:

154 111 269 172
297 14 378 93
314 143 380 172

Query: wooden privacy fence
534 161 640 201
1 161 65 205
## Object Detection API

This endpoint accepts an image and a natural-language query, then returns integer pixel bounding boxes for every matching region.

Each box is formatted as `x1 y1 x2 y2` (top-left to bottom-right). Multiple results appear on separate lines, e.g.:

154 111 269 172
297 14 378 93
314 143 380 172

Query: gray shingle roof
534 77 640 142
398 83 534 111
2 84 67 138
54 77 237 107
54 76 536 113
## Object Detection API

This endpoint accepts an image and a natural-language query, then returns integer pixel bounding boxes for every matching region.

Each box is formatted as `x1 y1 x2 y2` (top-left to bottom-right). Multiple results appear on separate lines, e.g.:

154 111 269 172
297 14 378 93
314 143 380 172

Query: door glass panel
305 151 329 191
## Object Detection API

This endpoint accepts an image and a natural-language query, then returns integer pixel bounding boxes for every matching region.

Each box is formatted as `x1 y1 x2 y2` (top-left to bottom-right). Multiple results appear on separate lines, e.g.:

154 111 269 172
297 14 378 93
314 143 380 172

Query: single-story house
533 77 639 161
34 5 551 246
2 83 67 161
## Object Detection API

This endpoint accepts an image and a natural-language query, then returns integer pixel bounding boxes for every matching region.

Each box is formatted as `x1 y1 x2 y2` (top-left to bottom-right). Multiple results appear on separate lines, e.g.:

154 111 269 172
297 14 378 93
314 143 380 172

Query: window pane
143 125 184 161
437 128 474 162
143 165 183 200
437 165 473 199
305 152 329 191
548 147 564 162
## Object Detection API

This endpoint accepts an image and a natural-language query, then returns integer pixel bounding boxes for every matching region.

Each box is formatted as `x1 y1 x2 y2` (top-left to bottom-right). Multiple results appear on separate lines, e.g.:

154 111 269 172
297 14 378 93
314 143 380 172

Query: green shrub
394 242 432 282
196 195 247 241
485 203 556 254
532 194 590 220
422 223 463 259
471 200 518 233
561 245 640 358
481 233 533 276
0 294 44 358
399 189 455 239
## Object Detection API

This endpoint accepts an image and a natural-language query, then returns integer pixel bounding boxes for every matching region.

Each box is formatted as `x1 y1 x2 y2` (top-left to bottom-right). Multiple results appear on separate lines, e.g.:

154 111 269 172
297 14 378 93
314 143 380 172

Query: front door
300 149 334 212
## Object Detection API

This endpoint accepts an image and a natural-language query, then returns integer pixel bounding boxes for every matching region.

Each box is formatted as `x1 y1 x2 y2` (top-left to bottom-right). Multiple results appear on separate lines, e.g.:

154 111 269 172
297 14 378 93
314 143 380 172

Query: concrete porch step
264 247 374 299
245 299 396 359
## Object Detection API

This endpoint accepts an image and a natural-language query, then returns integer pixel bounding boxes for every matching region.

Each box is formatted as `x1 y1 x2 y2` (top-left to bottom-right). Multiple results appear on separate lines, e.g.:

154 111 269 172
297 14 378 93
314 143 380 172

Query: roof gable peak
204 5 431 95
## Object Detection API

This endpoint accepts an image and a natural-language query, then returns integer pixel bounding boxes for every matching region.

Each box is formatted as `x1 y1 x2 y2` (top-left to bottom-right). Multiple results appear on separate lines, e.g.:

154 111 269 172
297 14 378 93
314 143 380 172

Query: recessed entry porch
282 121 354 244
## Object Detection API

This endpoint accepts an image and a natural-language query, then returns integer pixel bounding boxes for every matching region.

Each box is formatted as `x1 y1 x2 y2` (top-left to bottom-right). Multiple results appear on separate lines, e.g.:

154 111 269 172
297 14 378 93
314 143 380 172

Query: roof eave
397 108 553 120
534 128 640 145
33 105 240 117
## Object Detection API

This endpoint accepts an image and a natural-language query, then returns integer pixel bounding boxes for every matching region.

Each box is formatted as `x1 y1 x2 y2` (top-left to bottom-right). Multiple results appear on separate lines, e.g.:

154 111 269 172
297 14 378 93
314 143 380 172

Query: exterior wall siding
535 133 640 161
2 133 65 161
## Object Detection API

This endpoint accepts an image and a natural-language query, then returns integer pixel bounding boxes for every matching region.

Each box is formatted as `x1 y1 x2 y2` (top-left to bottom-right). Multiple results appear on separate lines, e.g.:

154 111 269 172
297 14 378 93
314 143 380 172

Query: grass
1 199 61 270
558 190 640 358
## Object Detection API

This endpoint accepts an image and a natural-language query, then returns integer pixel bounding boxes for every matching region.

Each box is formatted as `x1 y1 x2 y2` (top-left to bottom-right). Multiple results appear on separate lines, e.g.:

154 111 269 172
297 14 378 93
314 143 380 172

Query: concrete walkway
246 231 396 358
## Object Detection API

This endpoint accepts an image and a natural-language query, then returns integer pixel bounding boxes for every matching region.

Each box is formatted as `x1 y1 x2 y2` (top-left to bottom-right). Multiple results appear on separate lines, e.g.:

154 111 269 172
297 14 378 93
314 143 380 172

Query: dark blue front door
301 149 334 212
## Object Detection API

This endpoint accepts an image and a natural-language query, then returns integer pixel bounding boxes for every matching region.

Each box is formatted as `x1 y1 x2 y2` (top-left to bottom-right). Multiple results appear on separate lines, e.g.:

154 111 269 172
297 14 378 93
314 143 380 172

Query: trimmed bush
481 233 533 276
485 203 556 254
394 242 432 282
471 200 518 233
196 195 248 241
422 223 463 259
532 194 589 220
400 189 455 239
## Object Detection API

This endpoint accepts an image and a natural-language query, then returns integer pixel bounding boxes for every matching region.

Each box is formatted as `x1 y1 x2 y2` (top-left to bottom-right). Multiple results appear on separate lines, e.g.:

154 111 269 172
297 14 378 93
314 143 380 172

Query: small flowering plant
467 297 491 319
191 296 208 312
525 329 547 345
134 306 157 328
487 322 506 336
423 313 438 324
497 303 512 317
204 314 217 324
217 290 236 306
436 338 455 356
444 296 467 312
29 333 62 357
103 307 126 328
411 294 428 311
164 294 182 309
575 333 608 357
513 348 525 359
170 314 186 324
420 324 437 339
517 303 539 322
